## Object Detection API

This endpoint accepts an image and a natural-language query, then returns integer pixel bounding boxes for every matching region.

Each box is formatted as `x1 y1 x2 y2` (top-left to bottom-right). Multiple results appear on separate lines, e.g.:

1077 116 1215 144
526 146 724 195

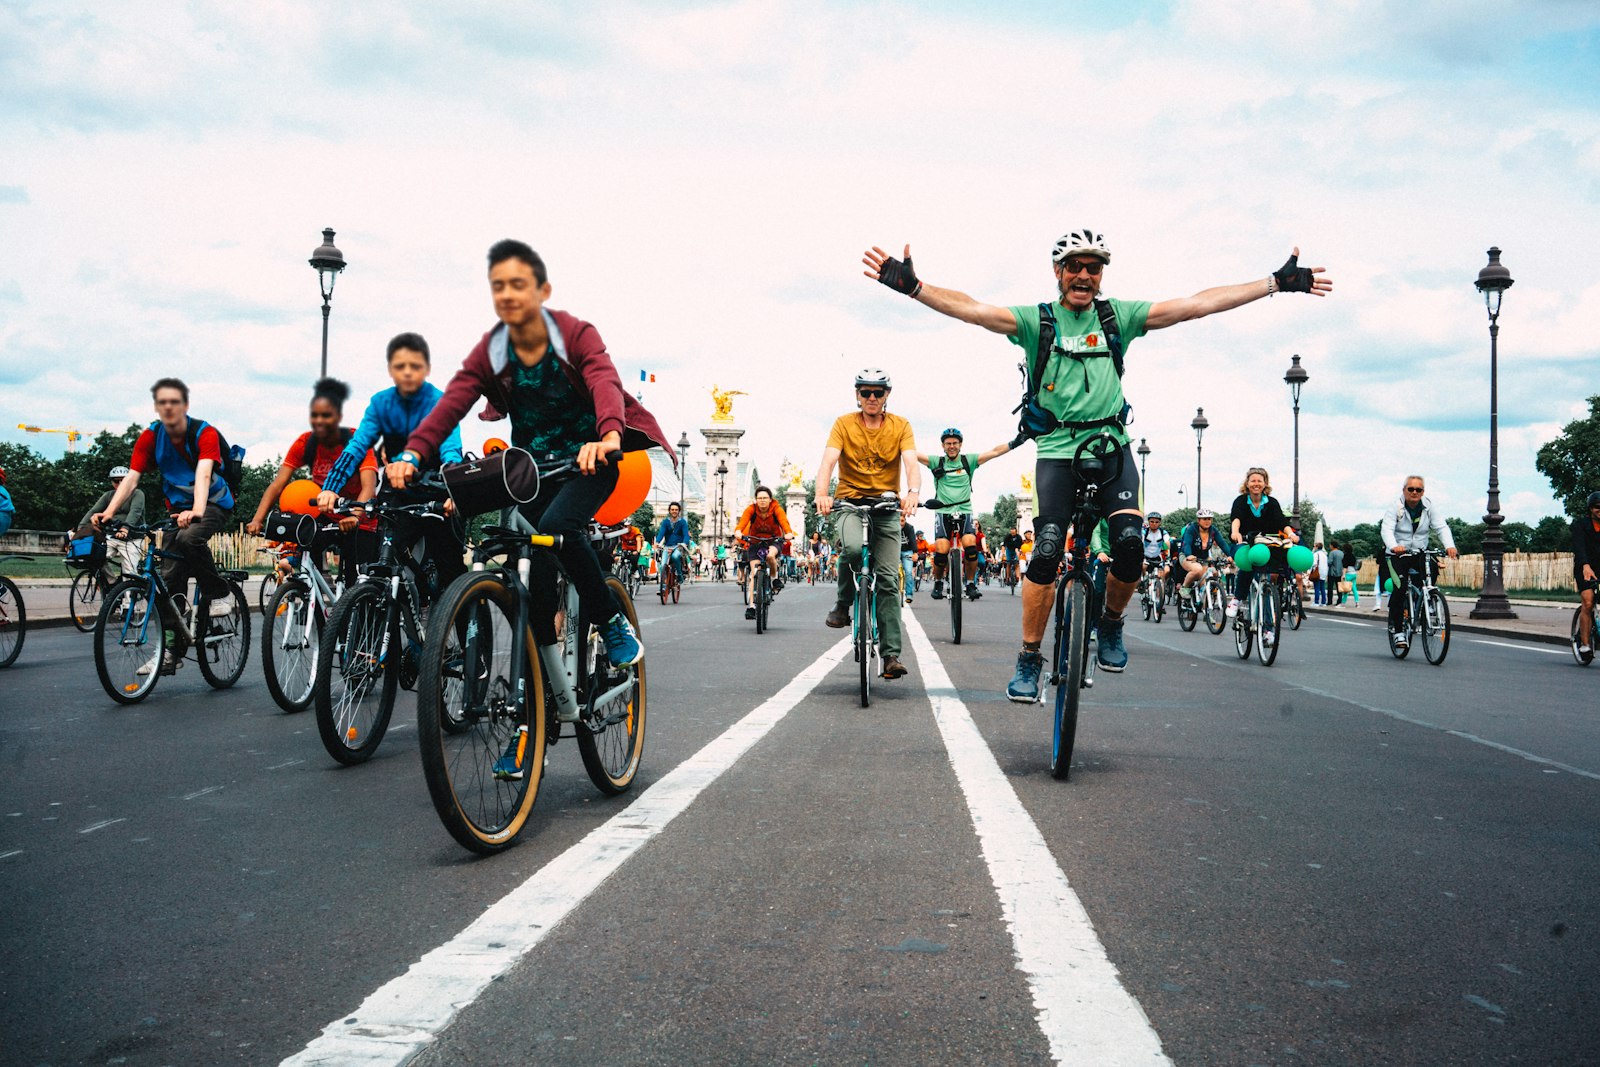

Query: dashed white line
1320 618 1371 627
182 786 224 800
283 634 853 1067
0 849 22 860
1469 639 1567 656
904 614 1171 1066
78 818 127 834
266 759 306 770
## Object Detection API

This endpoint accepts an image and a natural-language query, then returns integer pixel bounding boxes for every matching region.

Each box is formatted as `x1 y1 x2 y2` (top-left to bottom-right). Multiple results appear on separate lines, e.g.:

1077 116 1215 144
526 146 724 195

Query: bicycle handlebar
1069 431 1126 487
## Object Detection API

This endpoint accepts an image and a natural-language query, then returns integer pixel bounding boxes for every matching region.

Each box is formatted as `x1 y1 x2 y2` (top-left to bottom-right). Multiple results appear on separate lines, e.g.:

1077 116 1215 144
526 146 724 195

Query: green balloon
1384 578 1394 592
1247 543 1272 568
1234 545 1253 571
1286 545 1314 573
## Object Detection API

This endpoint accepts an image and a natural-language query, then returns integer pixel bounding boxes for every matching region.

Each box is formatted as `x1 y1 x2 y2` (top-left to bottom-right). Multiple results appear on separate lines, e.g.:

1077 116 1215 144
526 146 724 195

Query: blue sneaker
492 728 527 781
1006 651 1044 704
1097 616 1128 672
600 612 643 667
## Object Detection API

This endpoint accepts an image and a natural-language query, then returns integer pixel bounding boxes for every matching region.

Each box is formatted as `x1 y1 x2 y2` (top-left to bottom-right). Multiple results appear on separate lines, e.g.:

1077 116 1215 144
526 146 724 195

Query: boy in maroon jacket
387 239 673 673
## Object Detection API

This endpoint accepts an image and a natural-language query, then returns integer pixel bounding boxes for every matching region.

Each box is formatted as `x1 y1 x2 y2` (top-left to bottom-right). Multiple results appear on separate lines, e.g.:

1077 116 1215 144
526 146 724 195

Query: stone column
700 424 745 549
1018 472 1035 532
785 480 807 541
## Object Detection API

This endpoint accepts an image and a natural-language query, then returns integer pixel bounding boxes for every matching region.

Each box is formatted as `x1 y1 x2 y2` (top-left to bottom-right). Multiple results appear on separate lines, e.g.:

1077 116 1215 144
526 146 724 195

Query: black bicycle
1386 549 1450 666
746 535 782 634
0 555 32 668
1043 432 1123 780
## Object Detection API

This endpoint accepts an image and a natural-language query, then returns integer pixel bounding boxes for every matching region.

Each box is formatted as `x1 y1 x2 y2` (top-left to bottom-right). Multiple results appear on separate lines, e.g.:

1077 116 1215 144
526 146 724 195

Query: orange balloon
594 451 653 526
278 478 322 515
483 437 509 455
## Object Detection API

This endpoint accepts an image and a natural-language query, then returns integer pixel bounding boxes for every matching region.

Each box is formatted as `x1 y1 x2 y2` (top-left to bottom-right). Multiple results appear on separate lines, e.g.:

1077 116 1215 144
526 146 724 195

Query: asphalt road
2 577 1596 1066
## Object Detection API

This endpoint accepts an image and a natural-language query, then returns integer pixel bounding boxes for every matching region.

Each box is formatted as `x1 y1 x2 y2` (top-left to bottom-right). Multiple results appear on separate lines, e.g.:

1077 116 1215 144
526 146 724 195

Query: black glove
877 253 923 297
1272 253 1314 294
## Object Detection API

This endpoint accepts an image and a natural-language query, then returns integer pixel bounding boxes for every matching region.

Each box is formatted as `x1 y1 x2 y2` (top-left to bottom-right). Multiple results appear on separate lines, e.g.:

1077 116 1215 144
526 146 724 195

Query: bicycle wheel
69 570 101 633
1177 586 1198 631
1153 577 1165 623
418 571 545 854
195 583 251 689
1573 607 1596 666
262 581 319 712
949 549 962 645
1141 580 1153 621
258 569 279 616
315 582 399 765
755 571 769 634
94 579 163 702
1233 584 1253 660
577 576 647 795
857 575 873 707
1050 578 1088 780
671 561 681 603
1255 581 1280 666
1203 581 1226 635
1288 582 1304 630
1421 587 1450 665
0 575 26 669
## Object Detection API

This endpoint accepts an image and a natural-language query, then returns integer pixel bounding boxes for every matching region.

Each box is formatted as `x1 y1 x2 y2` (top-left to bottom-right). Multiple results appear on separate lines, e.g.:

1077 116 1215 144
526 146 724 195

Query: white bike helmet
1196 508 1214 519
854 367 892 390
109 466 132 480
1051 229 1111 265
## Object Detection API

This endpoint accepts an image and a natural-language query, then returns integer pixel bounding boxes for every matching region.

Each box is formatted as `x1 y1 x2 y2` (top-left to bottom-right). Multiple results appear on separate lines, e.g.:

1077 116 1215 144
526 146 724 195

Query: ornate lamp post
1136 438 1150 487
675 432 691 547
308 228 347 379
1283 356 1308 523
715 460 729 545
1470 247 1517 620
1190 407 1208 510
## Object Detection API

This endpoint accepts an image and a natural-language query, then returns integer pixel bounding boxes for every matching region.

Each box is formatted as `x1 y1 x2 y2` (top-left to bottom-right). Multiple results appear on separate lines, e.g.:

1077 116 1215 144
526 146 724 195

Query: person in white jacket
1380 475 1459 647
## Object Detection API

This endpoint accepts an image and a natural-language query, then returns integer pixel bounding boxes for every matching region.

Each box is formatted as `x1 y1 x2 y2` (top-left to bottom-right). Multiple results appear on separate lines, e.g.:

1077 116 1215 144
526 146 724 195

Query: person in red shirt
736 486 793 620
248 378 379 584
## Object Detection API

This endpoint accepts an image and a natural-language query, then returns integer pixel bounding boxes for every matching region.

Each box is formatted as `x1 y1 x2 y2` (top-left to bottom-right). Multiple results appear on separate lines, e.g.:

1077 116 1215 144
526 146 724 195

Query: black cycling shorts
1032 445 1142 530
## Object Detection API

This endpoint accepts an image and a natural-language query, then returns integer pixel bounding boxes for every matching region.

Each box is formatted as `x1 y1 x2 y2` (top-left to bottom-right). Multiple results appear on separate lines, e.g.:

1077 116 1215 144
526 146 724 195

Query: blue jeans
901 550 917 597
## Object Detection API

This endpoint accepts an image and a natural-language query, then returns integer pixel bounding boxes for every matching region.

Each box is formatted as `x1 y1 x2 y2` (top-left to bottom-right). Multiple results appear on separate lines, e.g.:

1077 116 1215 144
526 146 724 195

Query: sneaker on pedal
966 581 981 600
136 649 177 676
207 597 234 618
599 613 643 666
1262 630 1275 647
1390 629 1408 649
931 580 945 600
1225 598 1239 618
1006 651 1044 703
745 606 756 620
1097 617 1128 672
492 733 526 780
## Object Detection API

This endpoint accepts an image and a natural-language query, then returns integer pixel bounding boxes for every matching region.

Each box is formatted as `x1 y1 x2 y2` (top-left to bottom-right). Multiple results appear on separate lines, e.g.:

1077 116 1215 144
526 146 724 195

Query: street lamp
308 228 347 379
715 460 729 545
1283 356 1308 522
676 432 691 542
1470 247 1517 620
1136 438 1150 487
1177 483 1187 511
1190 408 1208 510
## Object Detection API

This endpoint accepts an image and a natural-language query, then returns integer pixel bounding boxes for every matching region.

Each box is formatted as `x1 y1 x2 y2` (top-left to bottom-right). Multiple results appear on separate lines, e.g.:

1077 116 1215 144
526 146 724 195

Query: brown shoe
825 606 851 629
881 655 908 679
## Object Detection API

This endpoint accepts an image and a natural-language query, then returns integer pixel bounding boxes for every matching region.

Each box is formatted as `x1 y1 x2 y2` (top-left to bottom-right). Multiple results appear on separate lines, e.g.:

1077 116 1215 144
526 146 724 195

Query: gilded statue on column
710 385 747 424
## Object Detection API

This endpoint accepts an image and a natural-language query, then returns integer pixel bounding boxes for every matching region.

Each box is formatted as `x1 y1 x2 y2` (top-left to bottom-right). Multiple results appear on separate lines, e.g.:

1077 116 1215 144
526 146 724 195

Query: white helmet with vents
1051 229 1111 264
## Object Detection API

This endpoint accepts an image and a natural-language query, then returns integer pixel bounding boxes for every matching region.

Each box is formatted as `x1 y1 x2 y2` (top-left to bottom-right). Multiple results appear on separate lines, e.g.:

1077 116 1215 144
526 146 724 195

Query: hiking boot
1006 651 1044 703
881 655 908 680
1097 617 1128 672
825 605 851 629
599 612 643 667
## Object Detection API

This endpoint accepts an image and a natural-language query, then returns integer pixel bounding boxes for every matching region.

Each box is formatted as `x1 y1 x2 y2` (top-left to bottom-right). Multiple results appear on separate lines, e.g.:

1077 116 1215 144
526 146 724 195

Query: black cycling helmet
1587 490 1600 509
941 427 963 442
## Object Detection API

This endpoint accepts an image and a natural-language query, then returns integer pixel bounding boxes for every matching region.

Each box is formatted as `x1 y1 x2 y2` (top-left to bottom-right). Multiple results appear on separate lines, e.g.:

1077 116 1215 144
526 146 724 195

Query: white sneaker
1262 630 1275 647
137 651 177 676
207 598 234 618
1577 643 1591 655
1225 598 1239 619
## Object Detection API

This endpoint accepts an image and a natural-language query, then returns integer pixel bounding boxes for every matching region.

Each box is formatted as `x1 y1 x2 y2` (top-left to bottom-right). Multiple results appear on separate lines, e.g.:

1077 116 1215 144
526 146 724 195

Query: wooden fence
1354 552 1575 592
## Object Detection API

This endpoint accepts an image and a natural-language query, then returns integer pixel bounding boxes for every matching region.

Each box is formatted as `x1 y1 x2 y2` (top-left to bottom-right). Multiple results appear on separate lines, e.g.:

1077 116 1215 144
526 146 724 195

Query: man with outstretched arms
863 230 1332 701
815 368 920 681
916 427 1012 602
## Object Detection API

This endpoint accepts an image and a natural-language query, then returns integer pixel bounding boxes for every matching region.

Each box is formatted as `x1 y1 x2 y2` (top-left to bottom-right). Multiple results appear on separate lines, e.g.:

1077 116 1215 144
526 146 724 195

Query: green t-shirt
1007 297 1151 459
928 451 980 514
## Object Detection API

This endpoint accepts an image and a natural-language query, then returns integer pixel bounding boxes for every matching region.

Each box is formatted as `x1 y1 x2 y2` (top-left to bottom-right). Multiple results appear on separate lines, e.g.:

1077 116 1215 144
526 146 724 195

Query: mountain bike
1232 538 1289 667
92 521 250 702
0 556 31 668
1139 561 1166 623
833 495 901 707
260 516 349 713
416 461 646 855
1572 583 1597 667
312 482 449 765
1386 549 1451 665
1041 432 1123 780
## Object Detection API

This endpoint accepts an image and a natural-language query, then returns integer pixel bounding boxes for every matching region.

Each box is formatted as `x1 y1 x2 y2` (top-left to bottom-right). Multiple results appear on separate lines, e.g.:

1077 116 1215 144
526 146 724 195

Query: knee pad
963 546 980 562
1109 514 1143 583
1025 520 1065 584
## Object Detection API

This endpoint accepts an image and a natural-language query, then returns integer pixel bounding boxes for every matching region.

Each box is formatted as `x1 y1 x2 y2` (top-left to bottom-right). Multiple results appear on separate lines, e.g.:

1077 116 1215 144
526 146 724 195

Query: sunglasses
1405 487 1424 493
857 388 886 399
1059 257 1105 276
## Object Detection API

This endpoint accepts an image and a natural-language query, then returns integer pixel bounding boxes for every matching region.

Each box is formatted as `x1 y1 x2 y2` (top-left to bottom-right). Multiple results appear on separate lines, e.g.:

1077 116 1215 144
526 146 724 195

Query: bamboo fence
1354 552 1576 592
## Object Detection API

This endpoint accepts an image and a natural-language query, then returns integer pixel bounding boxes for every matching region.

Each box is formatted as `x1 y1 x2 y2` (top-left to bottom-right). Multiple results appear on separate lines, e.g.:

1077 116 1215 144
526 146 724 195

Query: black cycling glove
1272 253 1315 294
877 253 923 297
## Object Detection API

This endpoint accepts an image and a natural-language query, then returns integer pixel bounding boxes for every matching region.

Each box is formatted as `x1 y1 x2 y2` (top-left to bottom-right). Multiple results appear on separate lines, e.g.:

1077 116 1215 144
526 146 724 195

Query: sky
3 0 1598 534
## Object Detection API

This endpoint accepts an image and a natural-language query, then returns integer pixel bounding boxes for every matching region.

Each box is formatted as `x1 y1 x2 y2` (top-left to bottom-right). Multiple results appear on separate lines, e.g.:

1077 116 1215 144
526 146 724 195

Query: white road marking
1469 639 1567 656
0 850 22 860
283 635 853 1067
78 818 127 834
1320 618 1371 627
266 759 306 770
182 786 223 800
904 614 1171 1066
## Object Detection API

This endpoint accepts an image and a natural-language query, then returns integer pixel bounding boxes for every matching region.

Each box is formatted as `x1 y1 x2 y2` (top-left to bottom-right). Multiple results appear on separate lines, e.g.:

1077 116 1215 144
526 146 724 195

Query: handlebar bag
441 448 540 518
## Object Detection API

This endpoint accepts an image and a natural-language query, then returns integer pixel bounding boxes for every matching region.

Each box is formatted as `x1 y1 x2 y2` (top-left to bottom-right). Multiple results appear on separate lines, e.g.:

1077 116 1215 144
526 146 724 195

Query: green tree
1535 394 1600 517
1332 522 1382 566
687 511 703 543
1162 507 1197 537
1446 517 1484 555
987 493 1020 534
1501 521 1535 552
1289 498 1326 542
631 502 656 541
1530 515 1571 553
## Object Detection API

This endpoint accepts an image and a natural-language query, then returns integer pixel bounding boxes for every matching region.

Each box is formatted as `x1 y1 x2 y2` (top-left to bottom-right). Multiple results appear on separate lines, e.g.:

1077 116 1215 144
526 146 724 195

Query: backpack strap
1030 302 1057 392
1093 298 1125 378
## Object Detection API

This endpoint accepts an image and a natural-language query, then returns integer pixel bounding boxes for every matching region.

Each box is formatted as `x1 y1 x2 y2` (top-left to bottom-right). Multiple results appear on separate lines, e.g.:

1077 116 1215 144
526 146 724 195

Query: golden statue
1020 472 1034 495
710 384 747 424
789 466 804 489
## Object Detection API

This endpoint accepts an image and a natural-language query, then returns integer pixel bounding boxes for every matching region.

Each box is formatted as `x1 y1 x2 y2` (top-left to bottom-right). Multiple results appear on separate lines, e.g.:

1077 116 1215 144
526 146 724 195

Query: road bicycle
92 520 250 703
1139 562 1166 623
1040 432 1123 780
939 517 970 645
745 535 783 634
312 482 449 765
1232 539 1290 667
1386 549 1450 665
260 515 349 713
1572 583 1597 667
0 555 31 668
416 459 646 854
833 495 901 707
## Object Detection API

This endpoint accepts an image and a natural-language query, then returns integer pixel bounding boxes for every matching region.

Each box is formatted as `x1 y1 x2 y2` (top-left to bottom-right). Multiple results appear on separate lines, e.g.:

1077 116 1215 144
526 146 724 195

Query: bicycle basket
265 509 319 547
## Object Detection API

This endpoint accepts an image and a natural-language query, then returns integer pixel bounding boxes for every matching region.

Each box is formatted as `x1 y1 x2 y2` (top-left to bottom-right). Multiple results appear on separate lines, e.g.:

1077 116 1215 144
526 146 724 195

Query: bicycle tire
949 548 962 645
1256 581 1280 666
1233 584 1253 660
1203 581 1226 635
196 583 251 689
69 570 101 633
1289 582 1305 630
262 580 319 712
417 571 545 854
314 582 400 765
755 570 769 634
1421 587 1450 665
0 575 26 669
1153 577 1165 623
577 576 647 795
94 579 162 702
1177 588 1198 631
1573 606 1596 666
857 574 873 707
258 569 279 616
1050 577 1088 780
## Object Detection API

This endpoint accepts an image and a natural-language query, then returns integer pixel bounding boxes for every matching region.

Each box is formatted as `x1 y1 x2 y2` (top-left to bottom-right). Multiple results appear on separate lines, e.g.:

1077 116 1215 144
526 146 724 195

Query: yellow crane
16 424 84 452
